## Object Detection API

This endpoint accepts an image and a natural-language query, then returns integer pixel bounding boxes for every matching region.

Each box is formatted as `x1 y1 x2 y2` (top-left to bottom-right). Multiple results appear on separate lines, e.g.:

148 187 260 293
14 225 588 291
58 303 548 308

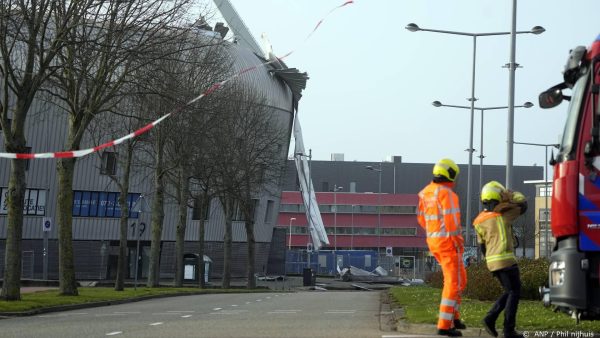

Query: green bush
425 258 549 301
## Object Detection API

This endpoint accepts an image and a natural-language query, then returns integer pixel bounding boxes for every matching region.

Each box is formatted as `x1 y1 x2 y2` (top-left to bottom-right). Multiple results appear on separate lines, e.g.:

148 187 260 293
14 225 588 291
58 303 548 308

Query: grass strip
0 287 265 313
389 285 600 331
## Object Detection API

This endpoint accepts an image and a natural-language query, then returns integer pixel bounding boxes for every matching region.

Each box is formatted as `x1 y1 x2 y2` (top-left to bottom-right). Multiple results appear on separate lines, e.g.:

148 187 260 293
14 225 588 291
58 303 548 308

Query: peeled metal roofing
269 67 309 111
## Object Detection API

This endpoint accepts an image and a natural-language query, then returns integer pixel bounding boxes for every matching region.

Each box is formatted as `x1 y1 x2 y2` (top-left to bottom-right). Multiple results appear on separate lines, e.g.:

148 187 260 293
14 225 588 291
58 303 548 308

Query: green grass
389 285 600 331
0 287 264 313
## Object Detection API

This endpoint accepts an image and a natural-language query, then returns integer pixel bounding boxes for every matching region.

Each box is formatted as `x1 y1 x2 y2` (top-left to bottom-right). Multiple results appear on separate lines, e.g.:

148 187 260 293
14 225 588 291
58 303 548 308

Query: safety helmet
432 158 460 182
512 191 526 203
481 181 506 202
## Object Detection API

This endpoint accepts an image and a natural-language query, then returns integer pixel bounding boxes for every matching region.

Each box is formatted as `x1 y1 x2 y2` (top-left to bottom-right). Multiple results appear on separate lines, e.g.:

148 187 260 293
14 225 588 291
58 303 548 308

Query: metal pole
334 185 338 251
43 231 48 280
351 205 355 250
377 163 382 255
465 35 477 248
545 146 549 258
134 219 140 290
479 108 484 212
288 218 295 250
506 0 518 189
307 149 312 269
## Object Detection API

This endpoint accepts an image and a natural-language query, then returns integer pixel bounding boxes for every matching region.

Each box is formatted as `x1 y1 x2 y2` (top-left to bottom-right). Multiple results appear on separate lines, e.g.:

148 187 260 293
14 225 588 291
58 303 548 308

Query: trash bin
303 268 314 286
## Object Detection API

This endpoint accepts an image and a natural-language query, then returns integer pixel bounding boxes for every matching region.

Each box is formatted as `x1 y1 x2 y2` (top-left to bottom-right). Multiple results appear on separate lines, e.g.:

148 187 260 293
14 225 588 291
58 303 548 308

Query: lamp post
366 163 382 255
406 23 544 247
351 204 356 250
432 101 533 212
333 185 343 251
288 217 296 250
514 141 559 258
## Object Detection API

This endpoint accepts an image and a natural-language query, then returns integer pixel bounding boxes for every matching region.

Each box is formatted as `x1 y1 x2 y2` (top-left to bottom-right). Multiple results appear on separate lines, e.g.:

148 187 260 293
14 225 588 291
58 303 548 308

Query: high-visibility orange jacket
417 181 464 253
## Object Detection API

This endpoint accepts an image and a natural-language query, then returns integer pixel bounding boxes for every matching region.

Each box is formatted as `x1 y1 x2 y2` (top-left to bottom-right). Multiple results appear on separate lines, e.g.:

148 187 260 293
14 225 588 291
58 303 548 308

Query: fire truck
538 34 600 321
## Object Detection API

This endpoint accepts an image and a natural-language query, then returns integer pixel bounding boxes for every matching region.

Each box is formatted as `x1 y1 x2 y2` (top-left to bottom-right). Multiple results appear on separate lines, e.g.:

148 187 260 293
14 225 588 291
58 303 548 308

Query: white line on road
325 310 356 314
152 313 180 315
167 310 195 313
255 299 262 302
181 315 193 318
149 322 163 326
231 304 238 307
96 314 126 317
213 307 222 311
114 311 140 314
105 332 122 336
245 302 251 304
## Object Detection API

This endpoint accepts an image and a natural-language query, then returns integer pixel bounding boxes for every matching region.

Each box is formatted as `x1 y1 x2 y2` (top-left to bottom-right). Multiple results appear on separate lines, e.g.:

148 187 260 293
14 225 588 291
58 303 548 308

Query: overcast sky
215 0 597 172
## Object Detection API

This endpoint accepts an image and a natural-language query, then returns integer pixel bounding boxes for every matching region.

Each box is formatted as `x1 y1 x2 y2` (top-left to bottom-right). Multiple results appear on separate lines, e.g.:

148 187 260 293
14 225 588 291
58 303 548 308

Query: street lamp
432 101 533 212
333 185 343 251
407 23 544 248
365 163 382 255
288 217 296 250
514 141 559 258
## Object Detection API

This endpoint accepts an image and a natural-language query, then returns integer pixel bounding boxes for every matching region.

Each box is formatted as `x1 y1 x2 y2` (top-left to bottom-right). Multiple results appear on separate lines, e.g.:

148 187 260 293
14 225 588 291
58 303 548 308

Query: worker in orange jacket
417 158 467 337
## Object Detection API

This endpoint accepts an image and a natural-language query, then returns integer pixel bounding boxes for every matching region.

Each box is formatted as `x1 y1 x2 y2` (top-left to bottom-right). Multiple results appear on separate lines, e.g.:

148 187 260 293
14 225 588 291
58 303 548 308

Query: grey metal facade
0 38 298 280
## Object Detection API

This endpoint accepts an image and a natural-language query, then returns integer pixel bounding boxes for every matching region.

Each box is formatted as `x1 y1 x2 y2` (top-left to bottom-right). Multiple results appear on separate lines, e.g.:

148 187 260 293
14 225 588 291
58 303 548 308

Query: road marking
209 310 248 315
181 315 193 318
231 304 238 307
37 315 60 318
167 310 194 313
114 311 140 314
152 313 180 315
325 310 356 314
255 299 262 302
105 332 122 336
266 296 271 299
213 307 222 311
149 322 163 326
96 314 126 317
66 312 88 316
246 301 251 304
268 310 300 314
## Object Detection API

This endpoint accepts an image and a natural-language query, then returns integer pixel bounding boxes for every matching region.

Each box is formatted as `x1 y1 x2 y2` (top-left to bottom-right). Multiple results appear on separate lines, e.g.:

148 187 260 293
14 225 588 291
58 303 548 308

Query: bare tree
208 84 287 288
0 0 87 301
45 0 196 295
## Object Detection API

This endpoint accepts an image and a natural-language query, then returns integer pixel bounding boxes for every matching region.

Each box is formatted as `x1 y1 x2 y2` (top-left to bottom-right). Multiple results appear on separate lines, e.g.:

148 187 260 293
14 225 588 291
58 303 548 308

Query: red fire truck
538 34 600 321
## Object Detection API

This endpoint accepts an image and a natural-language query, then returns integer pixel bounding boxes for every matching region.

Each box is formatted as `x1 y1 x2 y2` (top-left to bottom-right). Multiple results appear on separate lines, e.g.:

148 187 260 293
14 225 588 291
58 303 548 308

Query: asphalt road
0 291 400 338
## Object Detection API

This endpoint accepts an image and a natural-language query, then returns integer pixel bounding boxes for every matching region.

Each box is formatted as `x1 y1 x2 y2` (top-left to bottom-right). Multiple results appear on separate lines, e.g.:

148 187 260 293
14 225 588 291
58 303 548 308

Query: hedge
425 257 549 301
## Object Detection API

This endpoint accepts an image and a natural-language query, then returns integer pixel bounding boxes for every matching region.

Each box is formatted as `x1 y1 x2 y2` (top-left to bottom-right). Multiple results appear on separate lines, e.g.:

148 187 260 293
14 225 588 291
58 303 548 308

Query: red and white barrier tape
0 1 353 160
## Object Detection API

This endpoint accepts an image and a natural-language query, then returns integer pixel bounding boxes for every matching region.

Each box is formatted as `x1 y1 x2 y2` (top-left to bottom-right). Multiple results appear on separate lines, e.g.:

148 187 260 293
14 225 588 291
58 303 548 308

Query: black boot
503 330 524 338
437 328 463 337
482 316 498 337
453 319 467 330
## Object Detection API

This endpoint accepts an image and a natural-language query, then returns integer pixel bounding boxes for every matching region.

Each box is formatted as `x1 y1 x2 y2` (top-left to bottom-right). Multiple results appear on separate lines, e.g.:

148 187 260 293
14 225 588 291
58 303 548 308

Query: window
100 152 117 175
321 181 329 192
192 198 210 220
264 200 275 224
72 190 139 218
349 182 356 193
538 185 552 197
1 188 47 215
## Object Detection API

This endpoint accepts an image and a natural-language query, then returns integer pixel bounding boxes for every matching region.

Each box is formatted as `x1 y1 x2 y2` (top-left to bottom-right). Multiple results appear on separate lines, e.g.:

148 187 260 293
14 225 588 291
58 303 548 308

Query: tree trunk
221 197 233 289
56 157 79 296
1 158 27 301
115 146 133 291
197 193 208 288
147 138 165 288
174 169 188 287
245 219 256 289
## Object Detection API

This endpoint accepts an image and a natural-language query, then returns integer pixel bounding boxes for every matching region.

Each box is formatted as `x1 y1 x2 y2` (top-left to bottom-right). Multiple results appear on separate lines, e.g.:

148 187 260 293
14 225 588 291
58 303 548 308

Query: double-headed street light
432 101 533 214
365 163 382 255
407 23 544 248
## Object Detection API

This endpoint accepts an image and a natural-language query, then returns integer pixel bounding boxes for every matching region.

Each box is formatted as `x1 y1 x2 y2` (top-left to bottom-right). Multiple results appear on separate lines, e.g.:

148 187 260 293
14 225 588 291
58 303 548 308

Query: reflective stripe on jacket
417 182 464 253
473 208 519 271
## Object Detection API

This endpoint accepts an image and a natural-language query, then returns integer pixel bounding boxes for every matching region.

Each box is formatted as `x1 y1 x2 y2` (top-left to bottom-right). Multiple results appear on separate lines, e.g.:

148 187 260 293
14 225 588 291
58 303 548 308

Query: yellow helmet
432 158 460 182
512 191 526 203
481 181 506 202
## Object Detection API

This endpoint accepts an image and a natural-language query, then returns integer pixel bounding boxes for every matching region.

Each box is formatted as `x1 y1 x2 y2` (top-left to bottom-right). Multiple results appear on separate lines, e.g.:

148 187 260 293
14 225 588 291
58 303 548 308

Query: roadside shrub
425 258 549 301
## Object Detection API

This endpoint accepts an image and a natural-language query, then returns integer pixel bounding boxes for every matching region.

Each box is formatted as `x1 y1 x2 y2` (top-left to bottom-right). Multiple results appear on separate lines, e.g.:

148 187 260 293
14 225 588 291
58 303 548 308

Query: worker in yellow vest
473 181 527 338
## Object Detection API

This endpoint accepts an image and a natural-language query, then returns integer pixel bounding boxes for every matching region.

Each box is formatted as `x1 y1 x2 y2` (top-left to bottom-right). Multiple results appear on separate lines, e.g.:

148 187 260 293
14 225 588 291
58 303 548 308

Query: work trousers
432 249 466 330
487 264 521 334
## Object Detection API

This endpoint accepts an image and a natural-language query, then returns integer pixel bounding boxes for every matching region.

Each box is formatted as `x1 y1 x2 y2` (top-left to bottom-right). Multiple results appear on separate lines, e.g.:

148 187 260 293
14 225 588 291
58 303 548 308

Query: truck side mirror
539 82 568 109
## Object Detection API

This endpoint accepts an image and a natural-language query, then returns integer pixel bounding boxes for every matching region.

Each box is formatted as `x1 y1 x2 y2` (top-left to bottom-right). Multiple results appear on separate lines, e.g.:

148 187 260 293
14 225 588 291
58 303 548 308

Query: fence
285 249 432 280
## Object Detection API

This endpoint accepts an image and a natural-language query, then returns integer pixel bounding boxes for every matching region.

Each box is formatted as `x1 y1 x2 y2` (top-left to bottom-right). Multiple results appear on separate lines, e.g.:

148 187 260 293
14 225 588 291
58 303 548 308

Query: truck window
557 70 589 162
